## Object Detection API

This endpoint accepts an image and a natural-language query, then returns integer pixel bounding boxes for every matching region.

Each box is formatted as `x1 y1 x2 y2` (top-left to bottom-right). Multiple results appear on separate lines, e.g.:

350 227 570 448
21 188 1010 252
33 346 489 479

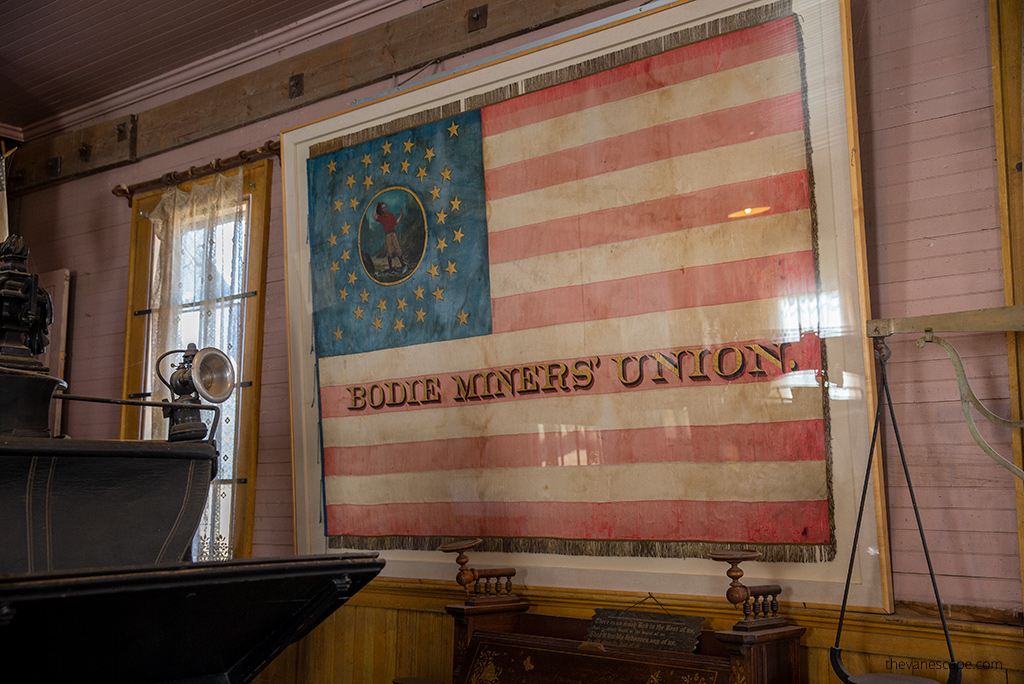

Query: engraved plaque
585 609 705 654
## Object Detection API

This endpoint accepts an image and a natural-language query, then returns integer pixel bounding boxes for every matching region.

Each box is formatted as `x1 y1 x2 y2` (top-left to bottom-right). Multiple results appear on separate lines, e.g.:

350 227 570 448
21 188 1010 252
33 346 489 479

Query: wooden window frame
119 159 273 558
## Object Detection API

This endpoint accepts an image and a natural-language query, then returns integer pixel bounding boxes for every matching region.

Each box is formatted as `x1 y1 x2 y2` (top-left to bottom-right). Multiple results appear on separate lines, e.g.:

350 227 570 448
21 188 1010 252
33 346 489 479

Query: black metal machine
0 234 384 682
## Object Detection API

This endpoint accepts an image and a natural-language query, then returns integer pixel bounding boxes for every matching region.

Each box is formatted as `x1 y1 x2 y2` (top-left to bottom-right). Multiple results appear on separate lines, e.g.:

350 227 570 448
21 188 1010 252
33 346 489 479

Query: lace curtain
147 171 247 561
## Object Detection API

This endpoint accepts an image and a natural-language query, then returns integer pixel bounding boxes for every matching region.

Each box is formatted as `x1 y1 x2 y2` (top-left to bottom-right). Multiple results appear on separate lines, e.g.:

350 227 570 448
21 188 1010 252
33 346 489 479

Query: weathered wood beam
9 0 626 194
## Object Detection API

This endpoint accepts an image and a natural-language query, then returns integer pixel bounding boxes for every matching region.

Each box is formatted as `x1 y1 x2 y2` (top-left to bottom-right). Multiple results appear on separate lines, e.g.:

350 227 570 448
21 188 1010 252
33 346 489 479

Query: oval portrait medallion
358 187 427 286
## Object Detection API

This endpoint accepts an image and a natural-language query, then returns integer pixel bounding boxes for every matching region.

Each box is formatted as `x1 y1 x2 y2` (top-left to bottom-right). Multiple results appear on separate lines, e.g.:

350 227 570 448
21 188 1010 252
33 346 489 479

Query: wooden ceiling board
0 0 383 134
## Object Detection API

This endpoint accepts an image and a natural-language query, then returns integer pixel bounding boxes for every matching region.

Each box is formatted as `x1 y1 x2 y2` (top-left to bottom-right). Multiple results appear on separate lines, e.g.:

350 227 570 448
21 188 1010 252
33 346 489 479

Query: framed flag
282 0 890 609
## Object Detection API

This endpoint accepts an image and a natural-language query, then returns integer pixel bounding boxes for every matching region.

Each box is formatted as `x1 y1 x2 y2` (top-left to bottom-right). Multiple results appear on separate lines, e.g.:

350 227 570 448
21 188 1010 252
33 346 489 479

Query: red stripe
488 170 810 265
324 419 826 477
326 498 829 543
484 93 804 201
319 332 822 418
492 251 816 333
482 17 799 136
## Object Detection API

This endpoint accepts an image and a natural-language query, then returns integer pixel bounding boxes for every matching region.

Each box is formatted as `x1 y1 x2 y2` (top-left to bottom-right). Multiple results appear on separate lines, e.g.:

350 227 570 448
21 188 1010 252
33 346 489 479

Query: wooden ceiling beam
8 0 626 194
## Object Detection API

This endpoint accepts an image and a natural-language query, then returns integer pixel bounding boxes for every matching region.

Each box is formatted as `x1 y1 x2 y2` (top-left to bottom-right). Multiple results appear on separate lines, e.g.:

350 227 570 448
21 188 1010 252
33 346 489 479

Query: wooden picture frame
281 0 889 610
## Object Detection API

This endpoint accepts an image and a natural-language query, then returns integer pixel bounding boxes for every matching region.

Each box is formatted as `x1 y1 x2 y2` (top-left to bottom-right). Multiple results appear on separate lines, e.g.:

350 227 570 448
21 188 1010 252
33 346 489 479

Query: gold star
349 197 361 210
359 289 370 303
450 196 462 211
432 286 444 301
452 227 465 244
376 298 387 312
380 161 391 175
429 185 442 201
361 153 372 167
338 288 349 301
427 263 440 279
333 199 343 212
347 271 358 284
327 160 337 173
435 209 448 225
403 139 415 153
345 175 356 188
328 233 338 246
440 166 453 183
413 285 426 300
333 326 344 339
353 305 365 320
415 308 427 322
340 249 351 262
362 175 374 189
394 317 405 332
396 296 408 311
447 121 460 137
329 261 340 273
416 167 428 181
400 159 411 173
372 316 383 331
424 147 436 162
381 140 392 155
456 309 469 326
435 236 448 253
445 260 458 277
340 221 351 235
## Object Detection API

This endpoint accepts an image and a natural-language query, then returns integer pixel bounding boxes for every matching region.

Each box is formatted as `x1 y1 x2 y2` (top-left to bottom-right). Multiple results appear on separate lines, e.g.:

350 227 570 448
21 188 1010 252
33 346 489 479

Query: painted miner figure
373 201 407 273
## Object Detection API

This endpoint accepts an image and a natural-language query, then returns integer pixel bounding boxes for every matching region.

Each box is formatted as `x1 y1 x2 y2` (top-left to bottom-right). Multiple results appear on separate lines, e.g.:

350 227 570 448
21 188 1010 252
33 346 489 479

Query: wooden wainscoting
253 579 1024 684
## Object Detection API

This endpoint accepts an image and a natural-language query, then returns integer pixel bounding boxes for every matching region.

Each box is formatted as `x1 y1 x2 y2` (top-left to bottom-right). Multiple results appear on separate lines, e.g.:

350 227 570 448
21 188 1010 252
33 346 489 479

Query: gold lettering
406 379 422 405
613 355 647 387
451 374 477 402
650 352 682 383
712 346 746 380
472 372 492 399
386 381 407 407
368 383 386 409
746 343 784 376
423 377 442 403
572 359 595 390
493 368 512 395
347 386 366 410
541 362 569 392
680 349 710 380
518 366 540 394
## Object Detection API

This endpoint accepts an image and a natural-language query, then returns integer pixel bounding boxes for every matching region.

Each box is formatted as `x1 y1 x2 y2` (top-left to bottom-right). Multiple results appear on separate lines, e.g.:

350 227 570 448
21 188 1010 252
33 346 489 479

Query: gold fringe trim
309 1 793 161
328 535 835 563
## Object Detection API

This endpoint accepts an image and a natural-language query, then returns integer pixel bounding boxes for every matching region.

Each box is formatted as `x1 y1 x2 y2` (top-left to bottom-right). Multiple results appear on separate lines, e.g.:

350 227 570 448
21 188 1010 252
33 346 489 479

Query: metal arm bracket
864 304 1024 480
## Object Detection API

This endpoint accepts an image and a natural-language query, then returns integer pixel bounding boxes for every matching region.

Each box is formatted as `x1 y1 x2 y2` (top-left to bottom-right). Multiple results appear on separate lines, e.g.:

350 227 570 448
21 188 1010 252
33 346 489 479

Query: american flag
309 13 833 561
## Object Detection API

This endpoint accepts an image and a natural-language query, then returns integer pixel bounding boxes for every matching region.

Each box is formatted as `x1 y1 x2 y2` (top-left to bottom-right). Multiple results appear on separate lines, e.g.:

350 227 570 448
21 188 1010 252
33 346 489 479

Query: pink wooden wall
10 0 1020 609
852 0 1021 610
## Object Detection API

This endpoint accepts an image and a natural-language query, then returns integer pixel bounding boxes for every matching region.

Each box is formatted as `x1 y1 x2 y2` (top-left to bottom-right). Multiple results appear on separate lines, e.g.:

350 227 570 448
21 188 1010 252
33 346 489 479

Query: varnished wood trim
840 0 892 614
119 189 162 439
232 159 274 558
989 0 1024 613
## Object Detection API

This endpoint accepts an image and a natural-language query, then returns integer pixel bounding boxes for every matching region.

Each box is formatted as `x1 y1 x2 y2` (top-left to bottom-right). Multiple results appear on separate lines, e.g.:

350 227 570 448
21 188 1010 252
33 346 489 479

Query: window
121 160 272 560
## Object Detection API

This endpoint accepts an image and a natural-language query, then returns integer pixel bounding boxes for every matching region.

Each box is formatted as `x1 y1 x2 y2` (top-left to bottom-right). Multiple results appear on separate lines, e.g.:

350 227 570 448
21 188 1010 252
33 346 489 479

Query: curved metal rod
155 348 188 393
920 334 1024 480
53 393 221 445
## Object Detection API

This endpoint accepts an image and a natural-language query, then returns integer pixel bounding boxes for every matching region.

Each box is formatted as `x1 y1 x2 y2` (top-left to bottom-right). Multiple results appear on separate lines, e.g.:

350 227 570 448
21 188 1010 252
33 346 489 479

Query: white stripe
483 53 803 169
325 460 827 505
485 132 808 233
321 379 823 447
490 210 812 297
316 295 821 386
